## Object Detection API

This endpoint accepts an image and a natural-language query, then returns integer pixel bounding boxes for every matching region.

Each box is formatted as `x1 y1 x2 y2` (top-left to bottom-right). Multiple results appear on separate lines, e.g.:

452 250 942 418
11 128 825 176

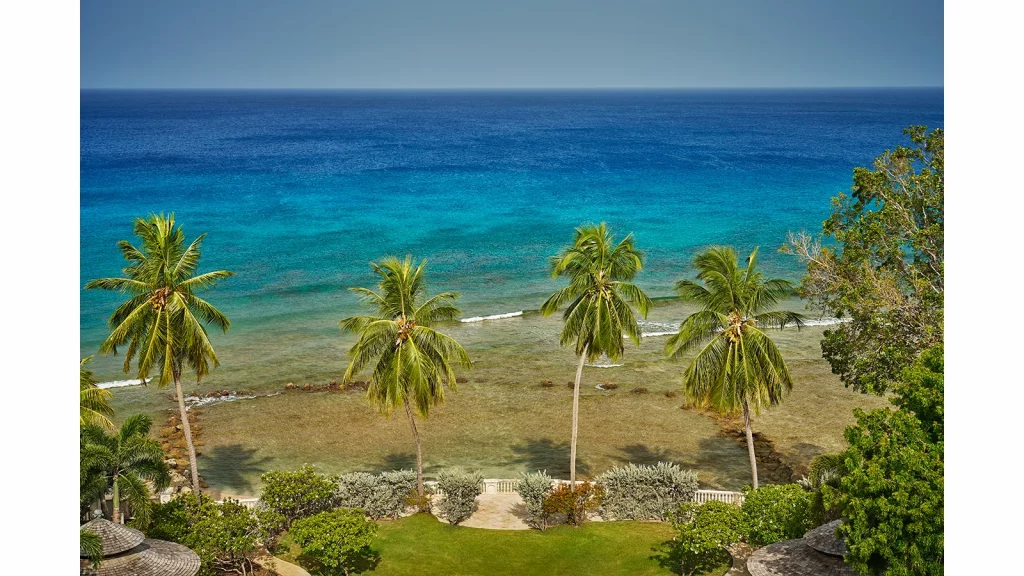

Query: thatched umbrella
746 520 856 576
80 518 200 576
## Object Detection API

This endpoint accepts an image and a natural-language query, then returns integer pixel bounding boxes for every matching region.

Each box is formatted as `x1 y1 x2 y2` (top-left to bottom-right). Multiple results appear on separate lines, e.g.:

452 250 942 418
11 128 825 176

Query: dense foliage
665 246 803 489
260 465 339 526
435 469 483 526
339 256 471 497
741 483 813 546
597 462 699 521
148 494 267 576
80 529 104 569
80 413 170 527
542 481 605 527
336 470 418 520
828 346 944 575
670 501 744 576
516 471 555 530
290 509 379 576
797 452 847 525
79 356 114 430
782 127 943 394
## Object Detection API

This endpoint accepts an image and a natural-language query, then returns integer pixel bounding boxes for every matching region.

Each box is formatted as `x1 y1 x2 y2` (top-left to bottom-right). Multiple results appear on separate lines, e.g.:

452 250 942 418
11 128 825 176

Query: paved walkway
254 555 310 576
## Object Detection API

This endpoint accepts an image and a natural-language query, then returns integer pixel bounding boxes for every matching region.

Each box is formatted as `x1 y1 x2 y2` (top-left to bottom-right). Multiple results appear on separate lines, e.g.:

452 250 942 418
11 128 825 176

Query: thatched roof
802 519 848 557
80 519 200 576
79 519 144 556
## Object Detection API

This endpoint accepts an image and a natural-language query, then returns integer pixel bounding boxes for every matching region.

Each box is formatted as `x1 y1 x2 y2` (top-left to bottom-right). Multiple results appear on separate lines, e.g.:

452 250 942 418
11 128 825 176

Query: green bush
542 482 604 527
741 484 813 546
516 471 554 530
290 509 379 576
147 494 264 576
435 469 483 526
670 501 744 576
336 470 417 520
597 462 699 521
797 453 847 525
260 465 339 526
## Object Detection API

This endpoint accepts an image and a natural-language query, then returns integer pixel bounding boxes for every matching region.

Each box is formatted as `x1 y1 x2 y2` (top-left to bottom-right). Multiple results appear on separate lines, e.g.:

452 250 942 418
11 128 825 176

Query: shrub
797 453 847 525
435 469 483 526
542 481 604 526
336 470 417 520
741 483 813 546
290 509 379 576
670 501 744 576
516 471 554 530
597 462 699 521
147 494 263 576
260 465 339 526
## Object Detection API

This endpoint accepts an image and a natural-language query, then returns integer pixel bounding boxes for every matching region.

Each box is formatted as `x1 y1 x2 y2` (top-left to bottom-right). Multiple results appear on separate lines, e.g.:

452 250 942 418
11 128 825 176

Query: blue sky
81 0 943 89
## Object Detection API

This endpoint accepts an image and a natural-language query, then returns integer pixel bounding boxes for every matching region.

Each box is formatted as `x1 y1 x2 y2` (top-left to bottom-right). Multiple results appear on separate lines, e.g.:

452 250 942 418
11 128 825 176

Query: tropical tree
80 356 114 430
339 256 471 498
664 246 803 489
85 213 234 491
541 223 652 485
81 413 170 526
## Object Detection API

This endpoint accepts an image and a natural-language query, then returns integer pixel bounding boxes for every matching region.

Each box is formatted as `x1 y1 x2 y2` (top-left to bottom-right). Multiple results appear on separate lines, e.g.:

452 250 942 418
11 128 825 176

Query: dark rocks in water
456 376 469 384
540 380 554 388
631 387 649 394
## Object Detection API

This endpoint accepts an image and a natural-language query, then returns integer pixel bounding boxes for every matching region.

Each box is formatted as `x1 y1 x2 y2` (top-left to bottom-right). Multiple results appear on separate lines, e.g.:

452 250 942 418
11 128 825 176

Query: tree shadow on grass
510 438 591 478
650 540 731 576
297 547 381 575
199 444 274 495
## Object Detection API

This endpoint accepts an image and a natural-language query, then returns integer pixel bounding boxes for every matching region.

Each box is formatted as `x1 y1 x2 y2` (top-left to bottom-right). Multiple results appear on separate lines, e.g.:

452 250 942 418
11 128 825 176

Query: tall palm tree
541 223 652 485
664 246 804 489
80 356 115 430
340 255 471 497
85 214 234 491
81 414 170 525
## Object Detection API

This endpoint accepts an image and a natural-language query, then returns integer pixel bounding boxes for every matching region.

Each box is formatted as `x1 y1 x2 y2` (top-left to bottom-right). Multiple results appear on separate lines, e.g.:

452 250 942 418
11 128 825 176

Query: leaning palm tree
340 256 471 497
541 223 652 485
85 213 234 491
80 356 115 430
81 413 170 526
664 246 804 489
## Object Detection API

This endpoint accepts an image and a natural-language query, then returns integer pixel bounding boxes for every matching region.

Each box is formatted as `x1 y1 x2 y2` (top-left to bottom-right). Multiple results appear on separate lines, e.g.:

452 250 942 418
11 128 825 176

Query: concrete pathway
254 555 310 576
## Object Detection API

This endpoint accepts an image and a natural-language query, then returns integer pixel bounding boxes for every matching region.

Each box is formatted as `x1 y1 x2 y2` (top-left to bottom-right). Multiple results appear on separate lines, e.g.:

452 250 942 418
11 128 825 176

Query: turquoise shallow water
81 89 943 387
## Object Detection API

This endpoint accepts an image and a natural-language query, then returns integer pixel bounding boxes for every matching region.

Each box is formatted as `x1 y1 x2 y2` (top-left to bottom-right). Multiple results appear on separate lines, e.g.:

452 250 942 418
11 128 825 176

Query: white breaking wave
460 311 524 323
184 392 258 409
801 317 851 327
97 379 147 389
636 316 848 338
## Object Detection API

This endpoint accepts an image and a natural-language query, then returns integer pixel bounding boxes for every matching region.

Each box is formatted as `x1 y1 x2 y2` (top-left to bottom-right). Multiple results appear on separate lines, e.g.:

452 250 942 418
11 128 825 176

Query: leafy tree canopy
829 346 944 575
782 126 942 394
290 509 379 576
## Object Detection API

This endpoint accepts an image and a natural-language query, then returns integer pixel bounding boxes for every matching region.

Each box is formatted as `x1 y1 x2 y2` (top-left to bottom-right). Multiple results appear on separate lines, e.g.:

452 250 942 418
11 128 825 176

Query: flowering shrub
542 481 605 526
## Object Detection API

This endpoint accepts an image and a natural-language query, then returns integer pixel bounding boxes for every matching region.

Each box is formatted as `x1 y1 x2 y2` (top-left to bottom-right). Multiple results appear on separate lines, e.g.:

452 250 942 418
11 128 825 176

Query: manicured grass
276 513 728 576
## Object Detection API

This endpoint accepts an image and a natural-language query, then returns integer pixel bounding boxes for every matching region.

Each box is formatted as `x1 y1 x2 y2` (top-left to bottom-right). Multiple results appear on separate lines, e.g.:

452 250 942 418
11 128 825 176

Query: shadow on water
201 444 274 495
510 438 592 478
616 443 680 466
371 452 417 473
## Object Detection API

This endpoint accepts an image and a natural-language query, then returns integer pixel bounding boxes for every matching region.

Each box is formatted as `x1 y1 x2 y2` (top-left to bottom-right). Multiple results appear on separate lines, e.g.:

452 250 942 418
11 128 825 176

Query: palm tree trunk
404 397 424 497
570 344 588 487
743 399 759 490
174 371 201 492
112 477 121 524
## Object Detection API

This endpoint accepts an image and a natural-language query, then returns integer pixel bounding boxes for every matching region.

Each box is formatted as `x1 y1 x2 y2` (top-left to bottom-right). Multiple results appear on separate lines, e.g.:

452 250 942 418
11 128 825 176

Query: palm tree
664 246 804 489
85 213 234 491
541 223 652 485
339 255 471 497
81 414 170 525
80 356 115 430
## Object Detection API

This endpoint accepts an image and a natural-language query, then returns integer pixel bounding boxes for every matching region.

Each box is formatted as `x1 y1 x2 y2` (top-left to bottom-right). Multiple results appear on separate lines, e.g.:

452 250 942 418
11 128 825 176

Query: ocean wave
185 392 258 409
636 316 848 337
97 379 147 389
801 317 850 326
460 311 524 323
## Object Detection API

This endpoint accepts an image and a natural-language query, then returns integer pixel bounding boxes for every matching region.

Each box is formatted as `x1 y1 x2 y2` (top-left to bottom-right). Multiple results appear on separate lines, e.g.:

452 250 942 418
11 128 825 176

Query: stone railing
694 489 745 505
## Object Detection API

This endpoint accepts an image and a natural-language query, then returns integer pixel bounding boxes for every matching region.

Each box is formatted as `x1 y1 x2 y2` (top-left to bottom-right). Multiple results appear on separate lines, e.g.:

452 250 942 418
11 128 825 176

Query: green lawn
275 514 727 576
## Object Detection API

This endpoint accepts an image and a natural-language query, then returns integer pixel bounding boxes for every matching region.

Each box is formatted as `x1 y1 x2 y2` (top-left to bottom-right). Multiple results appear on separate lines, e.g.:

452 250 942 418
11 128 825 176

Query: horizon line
81 85 944 92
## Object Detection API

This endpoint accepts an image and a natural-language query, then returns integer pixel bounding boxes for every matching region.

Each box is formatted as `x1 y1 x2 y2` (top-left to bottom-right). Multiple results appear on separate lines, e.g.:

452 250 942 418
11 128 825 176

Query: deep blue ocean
81 89 943 383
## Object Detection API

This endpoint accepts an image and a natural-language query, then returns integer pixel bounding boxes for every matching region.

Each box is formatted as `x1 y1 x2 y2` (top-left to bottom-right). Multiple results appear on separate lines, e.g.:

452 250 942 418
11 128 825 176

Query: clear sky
81 0 943 89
